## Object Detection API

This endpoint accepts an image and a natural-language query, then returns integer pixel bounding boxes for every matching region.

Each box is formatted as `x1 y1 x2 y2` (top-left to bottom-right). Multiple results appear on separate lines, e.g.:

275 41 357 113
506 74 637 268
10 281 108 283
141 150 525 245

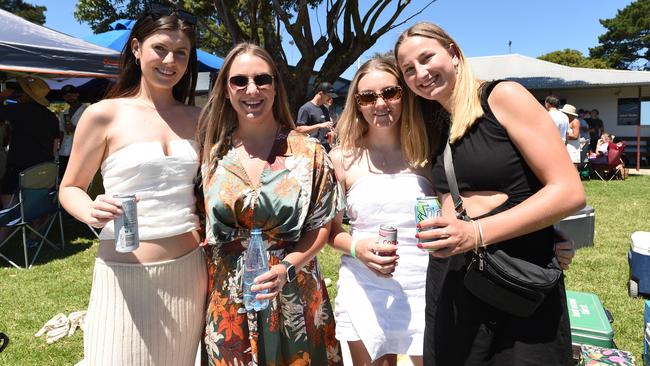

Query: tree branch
386 0 438 32
213 0 244 43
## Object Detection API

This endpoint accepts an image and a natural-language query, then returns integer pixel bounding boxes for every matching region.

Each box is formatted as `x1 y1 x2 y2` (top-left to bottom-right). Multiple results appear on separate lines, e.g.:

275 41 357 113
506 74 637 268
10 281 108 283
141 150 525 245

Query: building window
618 98 639 125
642 100 650 126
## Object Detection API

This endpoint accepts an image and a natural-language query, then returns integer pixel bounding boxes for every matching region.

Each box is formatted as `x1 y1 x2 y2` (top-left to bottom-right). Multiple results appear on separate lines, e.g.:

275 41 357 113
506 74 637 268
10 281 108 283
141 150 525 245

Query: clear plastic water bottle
243 228 269 311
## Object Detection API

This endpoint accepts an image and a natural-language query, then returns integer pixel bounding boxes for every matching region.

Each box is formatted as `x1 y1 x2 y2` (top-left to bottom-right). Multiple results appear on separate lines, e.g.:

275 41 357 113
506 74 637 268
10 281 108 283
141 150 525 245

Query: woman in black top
394 23 585 365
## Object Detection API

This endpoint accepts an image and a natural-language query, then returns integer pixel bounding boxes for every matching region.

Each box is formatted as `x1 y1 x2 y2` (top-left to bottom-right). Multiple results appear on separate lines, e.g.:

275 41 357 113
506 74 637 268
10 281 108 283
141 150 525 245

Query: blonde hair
394 22 483 143
196 43 295 178
335 57 429 167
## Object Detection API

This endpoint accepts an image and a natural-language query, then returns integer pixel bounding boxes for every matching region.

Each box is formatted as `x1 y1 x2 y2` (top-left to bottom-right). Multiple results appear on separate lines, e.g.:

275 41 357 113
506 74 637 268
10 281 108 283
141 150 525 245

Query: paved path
629 168 650 176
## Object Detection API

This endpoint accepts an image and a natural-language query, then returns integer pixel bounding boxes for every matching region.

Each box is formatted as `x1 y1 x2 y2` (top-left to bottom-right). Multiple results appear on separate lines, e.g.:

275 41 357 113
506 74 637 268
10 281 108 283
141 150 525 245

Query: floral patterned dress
202 128 344 366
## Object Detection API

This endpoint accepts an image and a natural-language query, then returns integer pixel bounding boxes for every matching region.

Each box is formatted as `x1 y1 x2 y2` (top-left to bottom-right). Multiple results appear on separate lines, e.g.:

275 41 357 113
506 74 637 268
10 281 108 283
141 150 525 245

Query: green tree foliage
538 49 610 69
74 0 437 111
74 0 143 33
589 0 650 70
0 0 47 25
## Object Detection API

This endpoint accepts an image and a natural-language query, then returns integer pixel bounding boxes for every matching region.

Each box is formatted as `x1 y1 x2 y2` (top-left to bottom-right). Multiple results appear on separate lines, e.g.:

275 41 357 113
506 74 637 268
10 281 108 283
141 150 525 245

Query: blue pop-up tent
84 19 223 72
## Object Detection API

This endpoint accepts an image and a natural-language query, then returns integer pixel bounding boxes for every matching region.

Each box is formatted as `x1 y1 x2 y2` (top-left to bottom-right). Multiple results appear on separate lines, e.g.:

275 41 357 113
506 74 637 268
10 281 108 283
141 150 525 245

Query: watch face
283 261 296 283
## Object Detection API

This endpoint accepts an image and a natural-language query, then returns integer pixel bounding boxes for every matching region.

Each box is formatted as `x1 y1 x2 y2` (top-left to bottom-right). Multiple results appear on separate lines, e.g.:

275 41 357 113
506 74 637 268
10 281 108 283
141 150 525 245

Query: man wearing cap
296 82 338 151
58 85 89 181
0 77 59 207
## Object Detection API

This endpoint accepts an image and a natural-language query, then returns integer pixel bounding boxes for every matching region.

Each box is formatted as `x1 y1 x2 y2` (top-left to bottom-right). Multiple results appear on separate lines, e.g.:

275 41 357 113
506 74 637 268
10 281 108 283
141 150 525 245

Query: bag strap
443 143 469 220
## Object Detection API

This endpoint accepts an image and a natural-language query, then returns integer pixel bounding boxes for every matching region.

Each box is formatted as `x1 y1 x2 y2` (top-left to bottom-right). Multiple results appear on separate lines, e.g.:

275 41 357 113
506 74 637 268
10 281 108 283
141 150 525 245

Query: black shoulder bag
443 143 563 318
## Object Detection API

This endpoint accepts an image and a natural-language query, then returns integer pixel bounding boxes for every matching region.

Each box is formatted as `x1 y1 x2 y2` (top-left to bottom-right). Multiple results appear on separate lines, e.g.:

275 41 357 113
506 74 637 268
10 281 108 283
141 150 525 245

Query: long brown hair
106 11 198 105
197 43 295 178
336 57 429 167
395 22 483 143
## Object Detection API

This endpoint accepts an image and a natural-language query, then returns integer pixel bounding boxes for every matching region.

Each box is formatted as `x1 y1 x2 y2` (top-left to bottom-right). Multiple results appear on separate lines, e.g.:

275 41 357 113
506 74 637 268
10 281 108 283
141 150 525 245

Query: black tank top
431 80 554 265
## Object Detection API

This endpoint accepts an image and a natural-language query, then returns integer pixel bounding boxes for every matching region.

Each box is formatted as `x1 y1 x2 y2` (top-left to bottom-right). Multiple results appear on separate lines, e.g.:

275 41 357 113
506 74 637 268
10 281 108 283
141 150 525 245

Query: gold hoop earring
135 58 140 66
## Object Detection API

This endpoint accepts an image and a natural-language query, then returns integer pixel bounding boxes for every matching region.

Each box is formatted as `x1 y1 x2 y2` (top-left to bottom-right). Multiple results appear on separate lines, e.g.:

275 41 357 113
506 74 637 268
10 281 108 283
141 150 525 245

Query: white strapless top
98 140 200 240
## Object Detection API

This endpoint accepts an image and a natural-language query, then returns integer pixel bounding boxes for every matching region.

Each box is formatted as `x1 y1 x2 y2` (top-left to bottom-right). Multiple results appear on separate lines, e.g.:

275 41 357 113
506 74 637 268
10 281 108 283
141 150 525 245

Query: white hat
560 104 578 117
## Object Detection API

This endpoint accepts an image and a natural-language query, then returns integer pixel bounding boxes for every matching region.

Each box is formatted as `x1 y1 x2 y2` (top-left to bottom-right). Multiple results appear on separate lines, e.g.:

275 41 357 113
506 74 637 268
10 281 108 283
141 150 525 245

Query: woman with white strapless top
329 57 433 366
58 8 206 366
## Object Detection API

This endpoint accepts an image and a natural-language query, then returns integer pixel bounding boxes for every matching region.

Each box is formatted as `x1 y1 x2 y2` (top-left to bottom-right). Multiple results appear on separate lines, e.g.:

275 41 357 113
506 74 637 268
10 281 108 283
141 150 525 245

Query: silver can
415 196 442 251
113 194 139 253
377 224 398 256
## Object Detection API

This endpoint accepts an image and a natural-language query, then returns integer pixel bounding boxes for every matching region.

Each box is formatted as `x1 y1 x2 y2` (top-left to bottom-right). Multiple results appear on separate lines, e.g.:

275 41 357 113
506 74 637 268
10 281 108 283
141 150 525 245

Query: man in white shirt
545 95 568 143
58 85 88 180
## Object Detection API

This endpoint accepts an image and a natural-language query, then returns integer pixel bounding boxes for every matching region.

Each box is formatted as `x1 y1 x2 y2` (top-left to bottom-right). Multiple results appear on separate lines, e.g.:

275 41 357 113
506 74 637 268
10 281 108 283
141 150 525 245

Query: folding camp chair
0 162 65 269
589 142 626 181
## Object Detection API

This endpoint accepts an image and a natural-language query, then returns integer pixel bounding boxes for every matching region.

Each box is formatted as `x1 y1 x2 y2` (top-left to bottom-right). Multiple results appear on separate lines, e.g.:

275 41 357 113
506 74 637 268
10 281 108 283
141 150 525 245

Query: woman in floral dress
196 43 344 366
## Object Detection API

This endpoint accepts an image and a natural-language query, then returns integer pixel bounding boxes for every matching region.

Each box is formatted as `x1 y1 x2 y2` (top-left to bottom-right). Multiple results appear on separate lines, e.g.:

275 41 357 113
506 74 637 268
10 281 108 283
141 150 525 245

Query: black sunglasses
355 85 403 106
228 74 275 90
148 3 197 26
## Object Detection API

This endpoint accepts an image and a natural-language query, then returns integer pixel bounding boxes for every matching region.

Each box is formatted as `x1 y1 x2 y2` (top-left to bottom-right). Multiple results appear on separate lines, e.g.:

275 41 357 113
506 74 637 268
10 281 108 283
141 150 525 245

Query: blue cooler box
628 231 650 297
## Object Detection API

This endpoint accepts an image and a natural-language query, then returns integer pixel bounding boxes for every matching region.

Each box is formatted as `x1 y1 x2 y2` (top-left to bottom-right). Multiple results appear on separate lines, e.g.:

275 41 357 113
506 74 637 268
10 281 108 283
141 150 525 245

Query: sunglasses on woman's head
355 86 402 107
228 74 274 90
148 3 197 26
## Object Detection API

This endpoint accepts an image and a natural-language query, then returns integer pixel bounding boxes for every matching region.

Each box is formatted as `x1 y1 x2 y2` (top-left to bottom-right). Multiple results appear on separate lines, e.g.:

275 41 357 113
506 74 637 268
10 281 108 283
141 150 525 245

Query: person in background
588 109 604 152
545 95 568 144
58 5 206 365
296 82 338 152
588 132 612 164
197 43 343 366
561 104 581 167
58 84 89 181
578 109 590 141
395 22 584 365
329 57 431 366
0 77 59 208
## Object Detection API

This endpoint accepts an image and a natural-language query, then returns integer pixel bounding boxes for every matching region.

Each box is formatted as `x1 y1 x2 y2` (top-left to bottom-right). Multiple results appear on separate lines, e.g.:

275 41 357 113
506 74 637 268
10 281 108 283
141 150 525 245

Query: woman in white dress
561 104 582 166
328 57 432 366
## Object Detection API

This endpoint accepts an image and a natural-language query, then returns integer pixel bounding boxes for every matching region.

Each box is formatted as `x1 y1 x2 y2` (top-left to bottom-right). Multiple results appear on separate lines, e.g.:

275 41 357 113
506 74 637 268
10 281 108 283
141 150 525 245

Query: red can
377 225 398 256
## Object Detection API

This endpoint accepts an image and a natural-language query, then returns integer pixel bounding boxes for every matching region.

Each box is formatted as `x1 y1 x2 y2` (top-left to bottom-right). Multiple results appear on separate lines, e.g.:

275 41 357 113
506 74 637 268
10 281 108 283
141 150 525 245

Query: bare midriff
97 231 201 263
459 190 509 218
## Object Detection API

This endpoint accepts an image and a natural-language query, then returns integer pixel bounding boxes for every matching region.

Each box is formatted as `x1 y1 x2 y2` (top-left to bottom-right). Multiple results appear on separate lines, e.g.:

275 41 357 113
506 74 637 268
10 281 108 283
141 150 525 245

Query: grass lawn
0 175 649 365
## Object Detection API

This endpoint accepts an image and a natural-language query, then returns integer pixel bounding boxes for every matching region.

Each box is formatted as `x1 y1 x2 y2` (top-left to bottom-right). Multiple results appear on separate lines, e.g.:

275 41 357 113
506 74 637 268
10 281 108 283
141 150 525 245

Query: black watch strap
281 260 296 283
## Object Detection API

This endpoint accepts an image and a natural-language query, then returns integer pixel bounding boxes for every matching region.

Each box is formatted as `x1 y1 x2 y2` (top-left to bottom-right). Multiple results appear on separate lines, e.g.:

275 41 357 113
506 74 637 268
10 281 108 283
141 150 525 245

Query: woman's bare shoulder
78 99 122 126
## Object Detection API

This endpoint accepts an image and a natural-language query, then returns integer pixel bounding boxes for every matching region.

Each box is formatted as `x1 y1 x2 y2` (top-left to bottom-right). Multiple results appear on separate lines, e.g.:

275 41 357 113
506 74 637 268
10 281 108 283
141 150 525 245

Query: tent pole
0 71 6 92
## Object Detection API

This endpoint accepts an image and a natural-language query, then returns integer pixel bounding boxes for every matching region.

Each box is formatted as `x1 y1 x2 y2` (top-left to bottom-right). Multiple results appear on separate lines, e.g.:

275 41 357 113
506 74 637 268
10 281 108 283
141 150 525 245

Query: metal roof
468 54 650 90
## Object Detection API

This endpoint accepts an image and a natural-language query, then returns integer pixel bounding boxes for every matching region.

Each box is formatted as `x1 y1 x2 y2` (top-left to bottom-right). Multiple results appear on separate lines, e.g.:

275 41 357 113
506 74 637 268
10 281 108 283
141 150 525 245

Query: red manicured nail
416 224 422 229
417 243 423 249
415 233 420 238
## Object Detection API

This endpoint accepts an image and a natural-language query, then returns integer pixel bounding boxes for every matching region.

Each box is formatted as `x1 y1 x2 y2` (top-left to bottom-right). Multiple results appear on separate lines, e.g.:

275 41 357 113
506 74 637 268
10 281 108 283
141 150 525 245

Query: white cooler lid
632 231 650 254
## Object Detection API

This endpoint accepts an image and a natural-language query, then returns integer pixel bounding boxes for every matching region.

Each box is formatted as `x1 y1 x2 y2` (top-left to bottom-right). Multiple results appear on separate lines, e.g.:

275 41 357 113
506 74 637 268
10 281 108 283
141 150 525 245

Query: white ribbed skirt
83 247 207 366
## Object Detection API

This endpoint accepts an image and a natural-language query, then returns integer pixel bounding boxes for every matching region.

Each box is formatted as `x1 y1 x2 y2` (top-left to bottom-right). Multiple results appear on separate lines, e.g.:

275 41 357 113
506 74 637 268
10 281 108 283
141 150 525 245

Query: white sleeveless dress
334 173 433 360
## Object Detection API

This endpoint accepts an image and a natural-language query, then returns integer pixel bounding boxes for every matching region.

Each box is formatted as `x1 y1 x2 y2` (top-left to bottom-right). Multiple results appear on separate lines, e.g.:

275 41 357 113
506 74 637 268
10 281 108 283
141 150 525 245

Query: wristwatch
280 260 296 283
